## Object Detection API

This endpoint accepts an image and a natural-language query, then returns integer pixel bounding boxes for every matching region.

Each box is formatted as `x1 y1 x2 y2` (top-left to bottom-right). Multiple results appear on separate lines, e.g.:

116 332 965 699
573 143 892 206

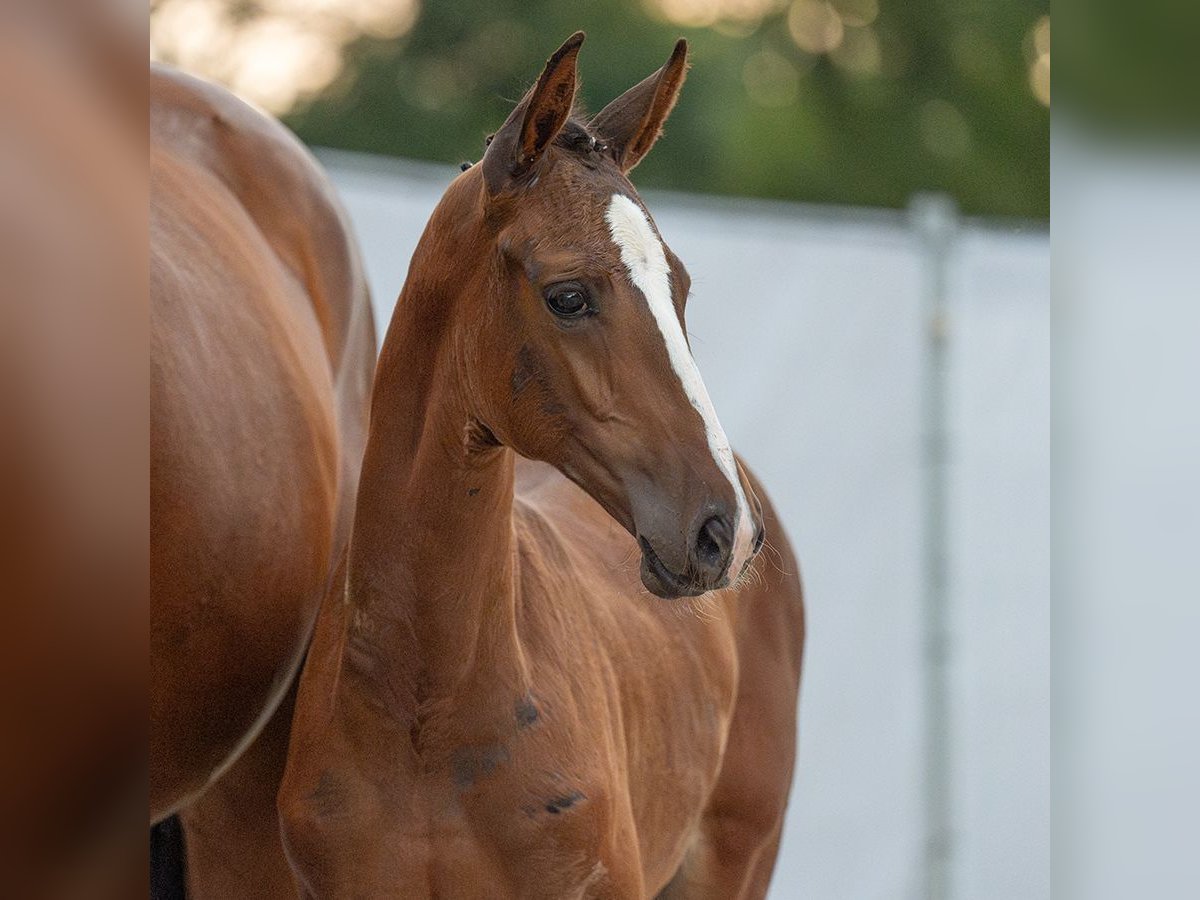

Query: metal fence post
910 192 959 900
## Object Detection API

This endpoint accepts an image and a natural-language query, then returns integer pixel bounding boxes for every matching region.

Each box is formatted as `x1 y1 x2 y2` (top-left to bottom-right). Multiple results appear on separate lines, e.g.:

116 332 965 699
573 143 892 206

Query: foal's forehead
494 150 687 294
531 165 677 263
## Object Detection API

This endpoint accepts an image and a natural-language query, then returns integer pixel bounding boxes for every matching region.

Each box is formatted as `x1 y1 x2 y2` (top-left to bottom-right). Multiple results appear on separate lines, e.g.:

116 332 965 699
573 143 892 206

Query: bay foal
281 35 804 898
151 66 375 894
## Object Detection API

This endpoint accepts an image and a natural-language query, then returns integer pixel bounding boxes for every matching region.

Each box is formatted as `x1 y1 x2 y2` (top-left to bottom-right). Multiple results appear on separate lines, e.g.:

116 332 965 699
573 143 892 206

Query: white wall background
319 150 1049 900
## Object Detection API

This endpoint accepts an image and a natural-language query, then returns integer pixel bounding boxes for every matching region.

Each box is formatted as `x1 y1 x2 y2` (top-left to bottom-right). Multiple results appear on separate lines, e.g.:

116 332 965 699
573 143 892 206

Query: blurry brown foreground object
0 2 146 897
150 62 376 895
278 34 805 898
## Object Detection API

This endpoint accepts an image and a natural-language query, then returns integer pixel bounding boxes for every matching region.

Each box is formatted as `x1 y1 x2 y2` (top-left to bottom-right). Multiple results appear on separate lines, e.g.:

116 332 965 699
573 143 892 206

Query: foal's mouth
638 536 724 600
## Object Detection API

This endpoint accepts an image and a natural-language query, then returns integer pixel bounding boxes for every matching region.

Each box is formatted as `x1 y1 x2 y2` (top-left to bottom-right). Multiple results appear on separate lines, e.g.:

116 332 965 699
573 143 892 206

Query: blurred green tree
153 0 1049 219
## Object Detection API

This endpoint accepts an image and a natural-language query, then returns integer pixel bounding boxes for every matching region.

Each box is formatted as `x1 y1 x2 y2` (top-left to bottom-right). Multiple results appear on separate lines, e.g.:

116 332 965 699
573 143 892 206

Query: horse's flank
150 62 375 895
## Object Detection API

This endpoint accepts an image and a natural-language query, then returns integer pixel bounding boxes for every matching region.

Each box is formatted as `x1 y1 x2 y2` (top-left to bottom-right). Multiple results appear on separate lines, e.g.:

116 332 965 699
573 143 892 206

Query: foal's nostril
694 514 733 579
753 525 766 556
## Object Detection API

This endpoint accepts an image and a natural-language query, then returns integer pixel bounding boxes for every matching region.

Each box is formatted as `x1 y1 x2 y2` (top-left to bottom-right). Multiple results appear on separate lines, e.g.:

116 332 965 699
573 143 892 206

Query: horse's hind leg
178 685 299 899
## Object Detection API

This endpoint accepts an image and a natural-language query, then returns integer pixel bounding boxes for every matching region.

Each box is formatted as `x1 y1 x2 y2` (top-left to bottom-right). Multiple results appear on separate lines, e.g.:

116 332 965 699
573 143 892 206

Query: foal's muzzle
638 507 752 600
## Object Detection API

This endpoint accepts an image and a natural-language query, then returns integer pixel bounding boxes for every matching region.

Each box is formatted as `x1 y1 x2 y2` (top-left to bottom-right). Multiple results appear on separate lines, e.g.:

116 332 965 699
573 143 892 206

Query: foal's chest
391 760 619 899
395 658 734 897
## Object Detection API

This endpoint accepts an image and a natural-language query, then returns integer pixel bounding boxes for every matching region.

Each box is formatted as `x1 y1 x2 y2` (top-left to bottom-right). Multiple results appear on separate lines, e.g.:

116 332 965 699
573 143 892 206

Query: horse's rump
150 65 374 820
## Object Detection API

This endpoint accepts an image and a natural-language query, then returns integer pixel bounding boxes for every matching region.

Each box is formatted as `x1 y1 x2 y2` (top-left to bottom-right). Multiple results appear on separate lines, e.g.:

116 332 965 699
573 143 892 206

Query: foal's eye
544 284 592 320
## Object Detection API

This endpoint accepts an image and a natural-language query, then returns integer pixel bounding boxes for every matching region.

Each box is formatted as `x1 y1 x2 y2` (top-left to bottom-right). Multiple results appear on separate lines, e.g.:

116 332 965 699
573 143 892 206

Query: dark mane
465 110 606 172
552 114 603 153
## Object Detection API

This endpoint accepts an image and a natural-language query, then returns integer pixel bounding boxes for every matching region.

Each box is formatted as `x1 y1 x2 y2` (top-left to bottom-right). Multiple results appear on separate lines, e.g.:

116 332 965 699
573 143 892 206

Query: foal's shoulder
512 456 640 574
513 457 620 534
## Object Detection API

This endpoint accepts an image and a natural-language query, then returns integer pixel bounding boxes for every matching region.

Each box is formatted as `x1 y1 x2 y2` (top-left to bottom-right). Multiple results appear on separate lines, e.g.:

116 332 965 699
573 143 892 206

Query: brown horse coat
150 62 375 840
279 35 804 899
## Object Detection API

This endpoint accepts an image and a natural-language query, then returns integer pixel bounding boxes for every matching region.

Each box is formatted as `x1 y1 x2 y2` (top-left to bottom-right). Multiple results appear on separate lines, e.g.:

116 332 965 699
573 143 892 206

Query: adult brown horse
279 34 804 899
151 65 375 893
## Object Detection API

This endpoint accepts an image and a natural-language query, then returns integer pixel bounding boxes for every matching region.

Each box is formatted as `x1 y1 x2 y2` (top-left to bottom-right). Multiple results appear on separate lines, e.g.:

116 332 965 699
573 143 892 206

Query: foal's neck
345 203 525 727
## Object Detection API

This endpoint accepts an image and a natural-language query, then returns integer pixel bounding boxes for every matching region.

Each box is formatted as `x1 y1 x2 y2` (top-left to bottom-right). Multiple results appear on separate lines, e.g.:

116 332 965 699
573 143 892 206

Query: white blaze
604 193 755 579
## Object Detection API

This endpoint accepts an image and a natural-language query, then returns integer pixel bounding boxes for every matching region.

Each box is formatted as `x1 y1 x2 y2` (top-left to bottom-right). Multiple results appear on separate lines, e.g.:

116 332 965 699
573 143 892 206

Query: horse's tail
149 815 186 899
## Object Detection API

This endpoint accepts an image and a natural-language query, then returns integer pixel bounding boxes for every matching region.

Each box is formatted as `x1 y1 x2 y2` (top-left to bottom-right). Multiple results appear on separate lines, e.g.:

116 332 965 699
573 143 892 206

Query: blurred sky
150 0 1049 219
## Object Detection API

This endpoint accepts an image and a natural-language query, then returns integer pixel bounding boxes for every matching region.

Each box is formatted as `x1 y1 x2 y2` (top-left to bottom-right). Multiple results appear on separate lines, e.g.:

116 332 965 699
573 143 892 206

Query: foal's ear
482 32 584 196
591 39 689 174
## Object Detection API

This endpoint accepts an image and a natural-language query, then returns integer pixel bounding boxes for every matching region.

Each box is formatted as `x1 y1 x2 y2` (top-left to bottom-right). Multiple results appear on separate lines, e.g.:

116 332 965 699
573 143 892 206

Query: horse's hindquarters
150 149 340 819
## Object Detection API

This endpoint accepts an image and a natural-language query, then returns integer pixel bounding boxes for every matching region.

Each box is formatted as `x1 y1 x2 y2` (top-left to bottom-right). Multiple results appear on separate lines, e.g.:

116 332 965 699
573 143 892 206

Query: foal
280 34 804 899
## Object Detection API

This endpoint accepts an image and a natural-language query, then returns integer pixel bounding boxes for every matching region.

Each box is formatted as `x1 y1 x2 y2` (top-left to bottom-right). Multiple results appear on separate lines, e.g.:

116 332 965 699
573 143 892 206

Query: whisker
761 537 794 577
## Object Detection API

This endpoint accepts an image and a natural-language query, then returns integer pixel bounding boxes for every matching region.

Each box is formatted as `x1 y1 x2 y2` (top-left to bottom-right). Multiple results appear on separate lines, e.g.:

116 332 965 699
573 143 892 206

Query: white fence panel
320 150 1049 900
947 231 1050 900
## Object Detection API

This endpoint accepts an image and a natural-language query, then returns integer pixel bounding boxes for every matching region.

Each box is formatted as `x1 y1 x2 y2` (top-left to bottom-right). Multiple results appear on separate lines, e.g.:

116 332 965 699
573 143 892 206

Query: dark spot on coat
544 790 585 814
306 770 348 821
515 696 539 728
467 487 480 496
451 744 510 790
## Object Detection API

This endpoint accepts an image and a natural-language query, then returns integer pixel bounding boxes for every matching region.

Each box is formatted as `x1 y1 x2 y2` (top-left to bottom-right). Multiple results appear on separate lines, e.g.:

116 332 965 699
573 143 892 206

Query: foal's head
445 33 763 598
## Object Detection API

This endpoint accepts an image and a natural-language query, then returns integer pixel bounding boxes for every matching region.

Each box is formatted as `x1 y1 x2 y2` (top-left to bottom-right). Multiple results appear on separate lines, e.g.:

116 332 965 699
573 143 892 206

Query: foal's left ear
482 32 584 196
591 39 689 174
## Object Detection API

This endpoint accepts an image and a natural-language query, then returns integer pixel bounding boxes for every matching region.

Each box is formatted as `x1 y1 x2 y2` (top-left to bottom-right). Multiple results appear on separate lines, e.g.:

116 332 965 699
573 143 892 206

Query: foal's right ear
591 38 689 174
482 32 584 197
